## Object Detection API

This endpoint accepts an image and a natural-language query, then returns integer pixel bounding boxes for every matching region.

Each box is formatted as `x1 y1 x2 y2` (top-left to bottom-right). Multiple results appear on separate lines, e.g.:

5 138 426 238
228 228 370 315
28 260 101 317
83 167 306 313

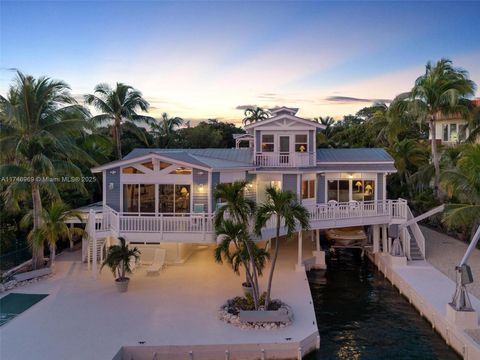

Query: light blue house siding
377 173 384 201
193 169 209 212
255 131 261 152
282 174 297 193
308 130 314 153
211 172 220 210
105 167 120 211
317 174 326 203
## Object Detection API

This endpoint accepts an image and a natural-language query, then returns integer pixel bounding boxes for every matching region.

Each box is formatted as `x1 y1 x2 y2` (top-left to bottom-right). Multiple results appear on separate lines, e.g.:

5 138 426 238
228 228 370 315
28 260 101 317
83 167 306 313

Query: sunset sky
1 1 479 125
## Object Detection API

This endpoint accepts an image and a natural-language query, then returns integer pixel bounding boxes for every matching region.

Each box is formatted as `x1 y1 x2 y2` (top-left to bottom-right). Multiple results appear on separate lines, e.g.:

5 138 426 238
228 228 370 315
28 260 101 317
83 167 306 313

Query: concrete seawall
370 252 480 360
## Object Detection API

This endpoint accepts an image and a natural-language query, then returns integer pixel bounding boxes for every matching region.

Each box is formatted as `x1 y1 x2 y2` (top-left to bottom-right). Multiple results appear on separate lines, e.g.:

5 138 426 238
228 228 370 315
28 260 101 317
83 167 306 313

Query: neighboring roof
316 148 394 163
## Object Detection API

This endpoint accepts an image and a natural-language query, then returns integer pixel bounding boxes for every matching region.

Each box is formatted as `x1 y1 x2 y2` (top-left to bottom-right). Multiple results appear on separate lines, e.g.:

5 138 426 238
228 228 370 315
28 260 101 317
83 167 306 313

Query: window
459 125 468 142
443 124 449 142
142 161 154 170
327 180 349 202
262 134 274 152
450 124 458 142
302 180 315 199
158 184 190 213
139 184 155 213
160 161 172 170
352 180 375 202
295 134 308 153
123 184 139 212
169 167 192 174
270 180 281 190
122 166 144 174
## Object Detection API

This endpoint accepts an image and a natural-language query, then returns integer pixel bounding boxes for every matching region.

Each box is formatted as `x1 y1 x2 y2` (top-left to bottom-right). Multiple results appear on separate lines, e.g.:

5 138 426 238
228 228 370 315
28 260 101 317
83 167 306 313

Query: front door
279 136 290 164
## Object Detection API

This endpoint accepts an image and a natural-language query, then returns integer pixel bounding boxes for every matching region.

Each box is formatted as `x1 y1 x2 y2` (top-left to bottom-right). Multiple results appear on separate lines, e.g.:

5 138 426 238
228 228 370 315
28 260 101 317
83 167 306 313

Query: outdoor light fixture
109 170 117 175
108 183 114 190
348 174 353 179
198 184 204 192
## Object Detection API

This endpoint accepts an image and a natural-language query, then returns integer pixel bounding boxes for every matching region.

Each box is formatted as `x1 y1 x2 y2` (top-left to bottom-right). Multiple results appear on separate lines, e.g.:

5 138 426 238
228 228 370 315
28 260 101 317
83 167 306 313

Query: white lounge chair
146 249 166 274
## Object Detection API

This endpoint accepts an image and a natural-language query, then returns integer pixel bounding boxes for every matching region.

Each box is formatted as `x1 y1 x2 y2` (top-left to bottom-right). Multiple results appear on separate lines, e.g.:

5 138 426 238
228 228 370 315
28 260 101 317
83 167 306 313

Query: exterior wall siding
192 169 209 212
317 174 326 203
282 174 297 193
106 167 120 211
377 173 384 201
255 131 261 152
308 130 314 153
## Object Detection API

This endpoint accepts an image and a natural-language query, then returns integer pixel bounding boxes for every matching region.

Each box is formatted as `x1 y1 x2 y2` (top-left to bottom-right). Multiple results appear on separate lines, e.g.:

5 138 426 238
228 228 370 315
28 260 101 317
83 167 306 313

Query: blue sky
1 1 479 123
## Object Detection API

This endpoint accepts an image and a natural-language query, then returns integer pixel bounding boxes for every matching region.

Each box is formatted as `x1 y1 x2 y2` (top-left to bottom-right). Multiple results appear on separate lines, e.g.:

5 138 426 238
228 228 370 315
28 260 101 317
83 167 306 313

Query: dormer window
261 134 274 152
295 134 308 152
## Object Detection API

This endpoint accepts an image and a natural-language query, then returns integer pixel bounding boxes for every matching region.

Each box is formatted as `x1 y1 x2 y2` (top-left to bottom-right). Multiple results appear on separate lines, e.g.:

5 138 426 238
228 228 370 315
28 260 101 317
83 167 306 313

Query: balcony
255 152 315 167
84 200 408 244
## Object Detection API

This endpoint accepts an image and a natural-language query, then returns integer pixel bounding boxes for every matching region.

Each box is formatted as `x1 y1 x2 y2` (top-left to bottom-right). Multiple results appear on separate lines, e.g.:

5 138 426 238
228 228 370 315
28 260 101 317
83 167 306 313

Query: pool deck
373 252 480 359
0 240 318 360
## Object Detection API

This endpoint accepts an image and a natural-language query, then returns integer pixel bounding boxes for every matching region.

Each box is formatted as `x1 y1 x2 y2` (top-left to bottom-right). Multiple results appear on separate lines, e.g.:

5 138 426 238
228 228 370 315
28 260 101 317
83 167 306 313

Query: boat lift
450 225 480 312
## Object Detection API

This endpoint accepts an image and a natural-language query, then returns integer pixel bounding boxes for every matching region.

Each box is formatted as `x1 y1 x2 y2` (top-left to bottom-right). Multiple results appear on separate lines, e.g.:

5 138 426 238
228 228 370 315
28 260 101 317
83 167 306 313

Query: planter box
239 309 290 323
13 267 52 282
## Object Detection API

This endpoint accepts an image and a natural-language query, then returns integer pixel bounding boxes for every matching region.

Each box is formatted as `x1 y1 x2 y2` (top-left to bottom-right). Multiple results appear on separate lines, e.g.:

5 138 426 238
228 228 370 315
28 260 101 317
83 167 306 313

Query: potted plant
101 237 140 293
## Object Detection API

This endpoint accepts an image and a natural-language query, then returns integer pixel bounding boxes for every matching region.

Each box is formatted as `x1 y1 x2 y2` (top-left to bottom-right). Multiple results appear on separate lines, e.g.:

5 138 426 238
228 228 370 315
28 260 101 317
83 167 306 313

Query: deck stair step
87 238 106 263
407 226 424 261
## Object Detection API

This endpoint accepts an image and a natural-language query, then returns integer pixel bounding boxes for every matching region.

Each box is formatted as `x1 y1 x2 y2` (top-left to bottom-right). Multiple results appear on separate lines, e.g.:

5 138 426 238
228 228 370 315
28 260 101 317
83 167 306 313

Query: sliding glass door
123 184 190 214
158 184 190 214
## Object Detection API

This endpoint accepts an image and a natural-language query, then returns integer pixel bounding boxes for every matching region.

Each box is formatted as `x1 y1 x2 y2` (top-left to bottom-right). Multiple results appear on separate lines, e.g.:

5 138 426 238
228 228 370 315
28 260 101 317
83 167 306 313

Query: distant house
429 98 480 145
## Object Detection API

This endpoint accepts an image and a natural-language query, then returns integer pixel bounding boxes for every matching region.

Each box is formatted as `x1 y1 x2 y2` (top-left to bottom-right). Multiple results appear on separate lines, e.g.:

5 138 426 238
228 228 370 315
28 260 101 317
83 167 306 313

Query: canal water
305 249 461 360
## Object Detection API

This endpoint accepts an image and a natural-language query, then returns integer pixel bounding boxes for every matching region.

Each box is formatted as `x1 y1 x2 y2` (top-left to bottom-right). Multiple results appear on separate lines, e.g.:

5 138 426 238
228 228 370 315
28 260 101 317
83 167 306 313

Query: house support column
295 231 305 272
373 225 380 253
382 225 388 253
312 229 326 269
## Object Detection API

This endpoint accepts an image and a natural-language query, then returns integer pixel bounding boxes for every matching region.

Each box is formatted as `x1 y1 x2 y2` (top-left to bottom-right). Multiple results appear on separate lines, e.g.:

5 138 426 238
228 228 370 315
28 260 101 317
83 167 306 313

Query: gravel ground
422 225 480 299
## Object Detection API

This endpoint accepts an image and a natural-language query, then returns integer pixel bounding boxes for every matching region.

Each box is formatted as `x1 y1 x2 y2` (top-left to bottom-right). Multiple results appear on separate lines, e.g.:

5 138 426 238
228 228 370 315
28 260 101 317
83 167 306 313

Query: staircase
87 237 106 263
406 226 424 260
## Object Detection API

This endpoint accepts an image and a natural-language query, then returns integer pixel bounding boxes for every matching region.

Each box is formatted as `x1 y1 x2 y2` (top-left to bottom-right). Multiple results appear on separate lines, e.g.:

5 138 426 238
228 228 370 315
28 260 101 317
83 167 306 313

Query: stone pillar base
295 264 306 272
446 304 479 329
386 253 407 267
312 251 327 269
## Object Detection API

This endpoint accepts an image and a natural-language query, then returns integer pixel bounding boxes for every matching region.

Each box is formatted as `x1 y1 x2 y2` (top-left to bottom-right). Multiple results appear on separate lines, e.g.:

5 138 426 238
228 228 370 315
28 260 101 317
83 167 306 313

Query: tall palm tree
314 116 335 137
21 201 83 266
214 220 269 309
85 83 154 159
0 71 93 268
255 186 310 309
242 107 270 125
387 139 429 191
150 112 183 148
214 181 261 305
441 144 480 238
392 59 476 199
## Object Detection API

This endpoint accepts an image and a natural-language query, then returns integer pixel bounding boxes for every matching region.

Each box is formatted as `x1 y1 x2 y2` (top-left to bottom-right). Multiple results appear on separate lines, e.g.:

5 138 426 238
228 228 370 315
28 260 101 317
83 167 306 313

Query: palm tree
214 220 269 309
0 71 92 268
387 139 429 192
314 116 335 137
21 202 83 266
85 83 154 159
150 112 183 148
214 181 261 305
441 144 480 238
242 107 270 125
255 186 310 309
392 59 476 199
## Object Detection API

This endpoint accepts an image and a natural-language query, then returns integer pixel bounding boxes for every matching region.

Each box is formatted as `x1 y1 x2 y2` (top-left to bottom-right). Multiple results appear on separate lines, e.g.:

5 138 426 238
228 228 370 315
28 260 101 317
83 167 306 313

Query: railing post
89 209 97 279
160 213 164 241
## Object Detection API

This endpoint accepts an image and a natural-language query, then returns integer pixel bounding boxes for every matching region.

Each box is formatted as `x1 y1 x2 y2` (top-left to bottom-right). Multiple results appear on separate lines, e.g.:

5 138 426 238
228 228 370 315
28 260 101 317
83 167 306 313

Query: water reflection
305 249 460 360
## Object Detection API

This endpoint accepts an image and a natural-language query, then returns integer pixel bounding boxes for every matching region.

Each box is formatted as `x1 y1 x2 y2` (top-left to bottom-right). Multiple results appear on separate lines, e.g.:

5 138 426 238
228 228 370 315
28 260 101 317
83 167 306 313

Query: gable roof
243 113 325 130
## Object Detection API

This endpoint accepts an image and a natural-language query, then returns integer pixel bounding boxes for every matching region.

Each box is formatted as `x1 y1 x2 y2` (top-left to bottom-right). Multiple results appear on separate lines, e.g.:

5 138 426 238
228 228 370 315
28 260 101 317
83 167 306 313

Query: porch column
207 171 212 214
295 231 305 272
382 225 388 253
373 225 380 253
313 229 326 269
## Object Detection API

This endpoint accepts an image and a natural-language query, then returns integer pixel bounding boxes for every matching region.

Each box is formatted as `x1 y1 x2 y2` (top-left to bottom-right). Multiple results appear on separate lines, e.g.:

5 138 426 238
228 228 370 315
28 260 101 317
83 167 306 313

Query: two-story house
82 107 421 272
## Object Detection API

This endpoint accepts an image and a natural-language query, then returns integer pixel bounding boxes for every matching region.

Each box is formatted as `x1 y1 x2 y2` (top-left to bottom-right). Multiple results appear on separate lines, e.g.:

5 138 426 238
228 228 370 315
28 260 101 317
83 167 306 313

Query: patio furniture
146 249 166 274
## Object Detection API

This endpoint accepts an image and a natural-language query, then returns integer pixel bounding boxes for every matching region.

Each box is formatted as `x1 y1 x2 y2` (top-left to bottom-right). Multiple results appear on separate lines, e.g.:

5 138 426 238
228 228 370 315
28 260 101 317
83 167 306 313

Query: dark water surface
305 249 461 360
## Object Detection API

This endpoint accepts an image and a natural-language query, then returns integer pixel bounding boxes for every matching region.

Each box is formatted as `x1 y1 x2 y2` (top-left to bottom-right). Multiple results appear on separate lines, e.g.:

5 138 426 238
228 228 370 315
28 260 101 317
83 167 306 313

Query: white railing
96 200 408 237
307 200 407 222
255 152 315 167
